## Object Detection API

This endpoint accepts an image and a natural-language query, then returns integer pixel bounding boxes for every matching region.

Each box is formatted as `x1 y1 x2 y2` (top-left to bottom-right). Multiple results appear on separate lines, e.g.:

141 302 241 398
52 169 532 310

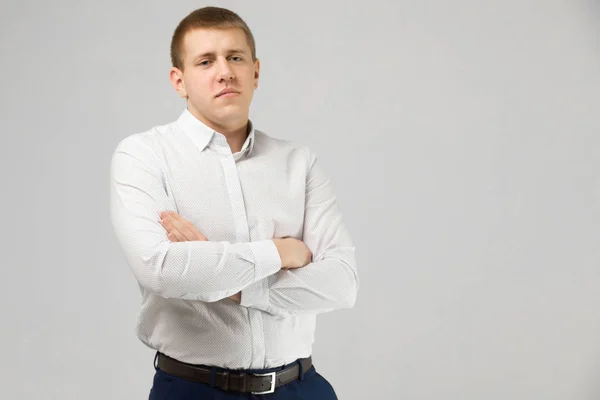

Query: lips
216 89 240 97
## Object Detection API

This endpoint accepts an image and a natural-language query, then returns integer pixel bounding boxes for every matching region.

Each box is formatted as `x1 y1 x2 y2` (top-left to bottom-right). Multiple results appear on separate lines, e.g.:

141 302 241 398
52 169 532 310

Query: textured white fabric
109 108 358 369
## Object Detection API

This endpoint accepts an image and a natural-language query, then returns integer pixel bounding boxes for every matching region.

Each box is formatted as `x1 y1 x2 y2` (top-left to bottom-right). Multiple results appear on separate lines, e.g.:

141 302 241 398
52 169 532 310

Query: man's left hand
159 210 242 303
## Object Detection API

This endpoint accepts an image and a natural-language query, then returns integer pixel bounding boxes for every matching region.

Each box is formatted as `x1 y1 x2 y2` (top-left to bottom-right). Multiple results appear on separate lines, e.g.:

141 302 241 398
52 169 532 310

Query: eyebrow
193 49 247 61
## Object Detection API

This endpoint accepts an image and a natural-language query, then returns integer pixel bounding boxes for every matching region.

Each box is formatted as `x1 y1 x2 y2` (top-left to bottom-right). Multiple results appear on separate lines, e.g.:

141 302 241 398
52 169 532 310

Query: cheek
242 72 258 92
185 73 213 96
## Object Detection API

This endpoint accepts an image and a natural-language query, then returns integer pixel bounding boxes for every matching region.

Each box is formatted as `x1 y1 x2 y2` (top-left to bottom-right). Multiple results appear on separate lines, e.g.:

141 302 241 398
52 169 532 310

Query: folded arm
240 149 359 318
110 136 282 302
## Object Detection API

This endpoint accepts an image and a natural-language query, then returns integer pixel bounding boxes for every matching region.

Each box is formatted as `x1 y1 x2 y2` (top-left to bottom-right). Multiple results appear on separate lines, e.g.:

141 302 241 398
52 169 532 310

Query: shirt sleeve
110 135 282 302
239 148 359 317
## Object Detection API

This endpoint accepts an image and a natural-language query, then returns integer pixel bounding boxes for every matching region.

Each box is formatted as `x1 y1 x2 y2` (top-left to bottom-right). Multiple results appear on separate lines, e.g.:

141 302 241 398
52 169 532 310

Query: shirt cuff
240 278 269 310
241 240 281 310
249 239 282 281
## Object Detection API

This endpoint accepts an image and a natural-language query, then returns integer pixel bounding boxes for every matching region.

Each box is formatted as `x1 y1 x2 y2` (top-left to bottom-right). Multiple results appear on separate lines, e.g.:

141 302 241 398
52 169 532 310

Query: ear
253 58 260 89
169 67 187 98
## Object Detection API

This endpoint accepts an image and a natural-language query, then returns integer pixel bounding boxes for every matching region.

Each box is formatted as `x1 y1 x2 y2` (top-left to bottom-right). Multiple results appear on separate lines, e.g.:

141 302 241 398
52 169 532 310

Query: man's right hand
273 238 312 270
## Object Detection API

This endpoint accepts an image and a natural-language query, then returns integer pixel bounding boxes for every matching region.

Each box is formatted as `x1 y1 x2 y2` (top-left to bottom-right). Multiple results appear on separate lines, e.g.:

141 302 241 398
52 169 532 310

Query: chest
163 151 307 242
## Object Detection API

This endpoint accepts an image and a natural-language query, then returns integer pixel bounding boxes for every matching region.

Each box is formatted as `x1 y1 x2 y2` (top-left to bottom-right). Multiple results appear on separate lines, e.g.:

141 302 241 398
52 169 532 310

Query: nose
216 57 235 82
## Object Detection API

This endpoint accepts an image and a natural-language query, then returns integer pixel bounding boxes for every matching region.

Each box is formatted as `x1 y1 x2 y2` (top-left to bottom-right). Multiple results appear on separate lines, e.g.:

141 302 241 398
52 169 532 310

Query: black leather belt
156 352 313 395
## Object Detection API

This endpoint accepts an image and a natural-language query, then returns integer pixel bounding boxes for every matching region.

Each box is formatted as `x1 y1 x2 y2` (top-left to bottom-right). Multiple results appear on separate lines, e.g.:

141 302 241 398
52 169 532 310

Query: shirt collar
242 120 256 155
177 108 255 156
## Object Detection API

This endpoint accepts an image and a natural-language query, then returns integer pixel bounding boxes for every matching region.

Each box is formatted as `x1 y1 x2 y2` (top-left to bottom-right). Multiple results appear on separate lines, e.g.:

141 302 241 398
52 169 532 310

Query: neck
187 106 249 153
222 123 249 153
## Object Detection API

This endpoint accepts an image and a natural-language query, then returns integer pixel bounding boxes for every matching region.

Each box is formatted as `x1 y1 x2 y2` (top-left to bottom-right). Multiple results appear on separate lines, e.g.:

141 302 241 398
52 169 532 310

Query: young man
110 6 358 399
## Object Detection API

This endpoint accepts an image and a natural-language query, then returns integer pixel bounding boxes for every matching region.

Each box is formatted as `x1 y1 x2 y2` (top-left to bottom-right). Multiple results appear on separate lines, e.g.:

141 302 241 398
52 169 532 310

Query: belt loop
297 359 305 381
153 352 159 371
223 370 229 391
209 368 216 387
241 371 247 391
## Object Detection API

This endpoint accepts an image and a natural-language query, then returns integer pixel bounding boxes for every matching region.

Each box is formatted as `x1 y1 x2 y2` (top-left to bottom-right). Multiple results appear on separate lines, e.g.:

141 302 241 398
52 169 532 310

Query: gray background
1 0 599 398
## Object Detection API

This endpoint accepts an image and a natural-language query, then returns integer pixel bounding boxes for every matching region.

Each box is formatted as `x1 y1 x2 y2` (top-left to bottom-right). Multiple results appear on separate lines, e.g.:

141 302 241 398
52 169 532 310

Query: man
110 6 358 399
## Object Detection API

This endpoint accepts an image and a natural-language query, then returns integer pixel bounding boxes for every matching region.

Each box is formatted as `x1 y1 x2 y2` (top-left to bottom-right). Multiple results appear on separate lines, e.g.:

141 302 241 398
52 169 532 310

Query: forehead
182 27 250 57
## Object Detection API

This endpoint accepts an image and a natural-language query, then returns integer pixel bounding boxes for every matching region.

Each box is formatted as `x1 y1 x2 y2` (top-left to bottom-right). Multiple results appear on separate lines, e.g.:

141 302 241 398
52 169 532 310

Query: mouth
216 89 240 98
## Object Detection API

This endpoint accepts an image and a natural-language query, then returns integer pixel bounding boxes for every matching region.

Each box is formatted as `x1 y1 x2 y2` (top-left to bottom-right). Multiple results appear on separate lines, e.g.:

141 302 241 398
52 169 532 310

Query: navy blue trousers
148 355 338 399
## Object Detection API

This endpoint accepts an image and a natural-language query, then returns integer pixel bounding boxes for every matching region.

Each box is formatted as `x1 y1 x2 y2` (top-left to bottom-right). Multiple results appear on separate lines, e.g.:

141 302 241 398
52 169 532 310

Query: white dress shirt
109 108 358 369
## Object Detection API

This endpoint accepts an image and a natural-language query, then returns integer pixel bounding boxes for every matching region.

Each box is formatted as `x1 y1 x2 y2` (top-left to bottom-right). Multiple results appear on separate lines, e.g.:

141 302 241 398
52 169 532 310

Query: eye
198 60 212 66
230 56 243 62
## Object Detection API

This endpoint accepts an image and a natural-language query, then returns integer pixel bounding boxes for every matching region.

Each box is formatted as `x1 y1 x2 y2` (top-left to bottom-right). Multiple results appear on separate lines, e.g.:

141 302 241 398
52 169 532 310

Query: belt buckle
251 371 276 395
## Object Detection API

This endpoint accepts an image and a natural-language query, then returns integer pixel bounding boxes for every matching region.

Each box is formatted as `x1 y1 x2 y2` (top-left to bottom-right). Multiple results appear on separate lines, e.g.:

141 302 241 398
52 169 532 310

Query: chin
218 109 248 122
212 113 245 127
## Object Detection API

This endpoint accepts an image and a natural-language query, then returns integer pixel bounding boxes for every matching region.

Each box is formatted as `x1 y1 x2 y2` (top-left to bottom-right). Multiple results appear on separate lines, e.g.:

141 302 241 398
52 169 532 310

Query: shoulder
112 120 176 161
253 129 317 165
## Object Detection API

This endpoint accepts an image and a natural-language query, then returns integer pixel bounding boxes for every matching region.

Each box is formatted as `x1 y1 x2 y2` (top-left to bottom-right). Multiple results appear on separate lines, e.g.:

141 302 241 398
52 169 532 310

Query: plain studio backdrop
1 0 599 399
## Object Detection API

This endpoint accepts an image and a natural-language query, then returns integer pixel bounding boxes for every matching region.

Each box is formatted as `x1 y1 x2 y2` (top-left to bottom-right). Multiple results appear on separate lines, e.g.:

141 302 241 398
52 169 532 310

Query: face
169 27 260 132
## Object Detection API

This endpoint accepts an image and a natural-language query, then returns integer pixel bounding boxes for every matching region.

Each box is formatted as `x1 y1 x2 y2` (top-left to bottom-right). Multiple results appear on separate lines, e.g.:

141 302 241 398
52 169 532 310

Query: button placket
217 144 267 368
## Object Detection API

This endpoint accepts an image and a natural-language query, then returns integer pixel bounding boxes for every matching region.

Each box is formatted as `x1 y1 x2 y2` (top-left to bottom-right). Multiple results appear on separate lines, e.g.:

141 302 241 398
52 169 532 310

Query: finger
167 228 185 242
168 217 197 241
162 222 187 242
160 218 176 235
161 214 194 241
168 212 198 234
166 212 207 241
161 219 186 242
167 232 178 242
